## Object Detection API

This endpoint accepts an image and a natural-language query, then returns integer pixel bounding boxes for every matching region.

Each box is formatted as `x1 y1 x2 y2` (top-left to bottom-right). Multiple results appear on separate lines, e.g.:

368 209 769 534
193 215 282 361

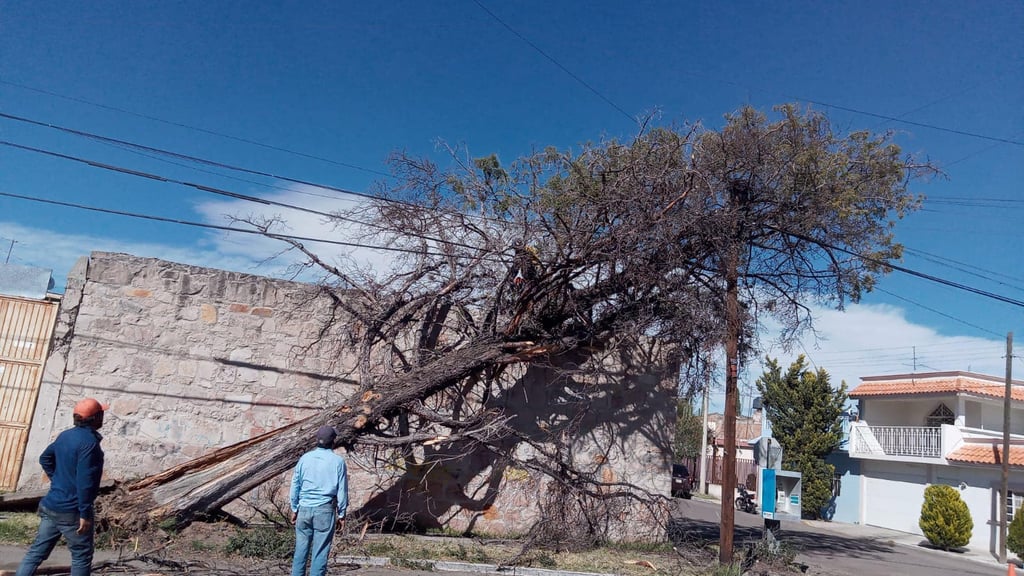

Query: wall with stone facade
20 252 674 539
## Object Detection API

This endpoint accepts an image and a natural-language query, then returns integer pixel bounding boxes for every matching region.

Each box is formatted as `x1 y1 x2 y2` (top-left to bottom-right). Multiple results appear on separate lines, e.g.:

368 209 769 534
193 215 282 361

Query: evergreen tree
674 397 706 461
755 356 847 519
919 484 973 550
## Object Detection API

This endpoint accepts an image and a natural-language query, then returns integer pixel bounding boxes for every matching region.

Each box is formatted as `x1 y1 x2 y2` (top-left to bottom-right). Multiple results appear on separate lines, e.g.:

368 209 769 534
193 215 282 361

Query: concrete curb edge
333 555 619 576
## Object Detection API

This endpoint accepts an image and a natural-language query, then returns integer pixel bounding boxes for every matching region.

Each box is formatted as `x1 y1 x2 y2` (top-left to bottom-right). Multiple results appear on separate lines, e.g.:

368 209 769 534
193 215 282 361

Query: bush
224 526 295 559
1008 509 1024 559
919 484 973 550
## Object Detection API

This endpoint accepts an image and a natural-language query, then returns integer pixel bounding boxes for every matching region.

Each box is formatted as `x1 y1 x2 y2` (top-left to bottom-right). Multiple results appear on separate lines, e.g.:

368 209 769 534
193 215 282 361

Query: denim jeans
291 502 337 576
16 505 94 576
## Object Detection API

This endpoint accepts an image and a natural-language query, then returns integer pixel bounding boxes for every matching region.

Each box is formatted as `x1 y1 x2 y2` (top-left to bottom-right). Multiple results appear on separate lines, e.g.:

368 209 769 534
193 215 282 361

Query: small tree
756 356 847 519
674 398 705 462
919 484 973 550
1008 507 1024 559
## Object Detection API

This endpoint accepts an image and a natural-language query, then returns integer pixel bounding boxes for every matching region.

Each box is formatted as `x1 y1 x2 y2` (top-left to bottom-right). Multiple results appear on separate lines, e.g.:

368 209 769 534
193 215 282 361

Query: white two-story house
847 371 1024 556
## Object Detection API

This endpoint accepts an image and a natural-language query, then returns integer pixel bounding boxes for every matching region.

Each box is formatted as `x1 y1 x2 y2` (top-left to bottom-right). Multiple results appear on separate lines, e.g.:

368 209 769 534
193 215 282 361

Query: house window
926 404 955 427
1008 490 1023 522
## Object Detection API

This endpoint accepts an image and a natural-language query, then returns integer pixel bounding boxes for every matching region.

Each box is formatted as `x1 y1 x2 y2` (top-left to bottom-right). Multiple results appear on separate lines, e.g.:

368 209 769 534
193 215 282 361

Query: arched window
926 404 955 427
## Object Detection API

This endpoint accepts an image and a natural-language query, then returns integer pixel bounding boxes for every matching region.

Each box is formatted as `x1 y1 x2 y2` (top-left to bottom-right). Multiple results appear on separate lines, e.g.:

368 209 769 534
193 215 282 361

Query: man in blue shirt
290 425 348 576
16 397 107 576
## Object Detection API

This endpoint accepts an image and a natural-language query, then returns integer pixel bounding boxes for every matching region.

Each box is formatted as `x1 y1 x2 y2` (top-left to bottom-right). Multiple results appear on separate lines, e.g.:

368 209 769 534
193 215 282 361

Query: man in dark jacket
15 397 107 576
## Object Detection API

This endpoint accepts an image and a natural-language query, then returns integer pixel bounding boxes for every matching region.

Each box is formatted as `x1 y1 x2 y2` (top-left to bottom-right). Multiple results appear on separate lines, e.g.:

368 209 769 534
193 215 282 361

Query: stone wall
20 252 674 538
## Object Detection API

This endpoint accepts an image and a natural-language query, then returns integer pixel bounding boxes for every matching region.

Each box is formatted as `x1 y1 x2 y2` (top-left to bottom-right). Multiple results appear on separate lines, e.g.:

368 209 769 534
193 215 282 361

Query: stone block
200 304 218 324
153 358 176 379
176 305 200 321
228 303 250 313
250 307 273 317
126 288 152 298
259 370 280 388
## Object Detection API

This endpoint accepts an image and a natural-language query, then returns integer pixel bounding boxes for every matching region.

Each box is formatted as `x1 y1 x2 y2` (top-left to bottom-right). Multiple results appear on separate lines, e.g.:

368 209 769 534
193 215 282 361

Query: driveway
672 497 1006 576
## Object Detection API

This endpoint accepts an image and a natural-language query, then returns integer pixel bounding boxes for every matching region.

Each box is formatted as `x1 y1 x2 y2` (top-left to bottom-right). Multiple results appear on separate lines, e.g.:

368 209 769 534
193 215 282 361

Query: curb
333 555 618 576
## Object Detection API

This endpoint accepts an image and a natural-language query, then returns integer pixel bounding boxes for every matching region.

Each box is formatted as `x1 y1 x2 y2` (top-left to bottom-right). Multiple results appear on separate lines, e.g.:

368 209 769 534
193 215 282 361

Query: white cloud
702 302 1006 414
191 184 399 279
1 183 400 289
0 220 265 289
765 303 1005 388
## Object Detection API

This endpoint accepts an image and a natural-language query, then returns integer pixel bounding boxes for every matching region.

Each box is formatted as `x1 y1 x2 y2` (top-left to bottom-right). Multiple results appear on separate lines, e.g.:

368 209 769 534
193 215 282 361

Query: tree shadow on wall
353 341 676 533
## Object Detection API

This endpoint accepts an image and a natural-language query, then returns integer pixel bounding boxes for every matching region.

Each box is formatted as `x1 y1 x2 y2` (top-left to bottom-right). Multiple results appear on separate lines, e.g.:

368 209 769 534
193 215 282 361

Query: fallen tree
104 105 934 545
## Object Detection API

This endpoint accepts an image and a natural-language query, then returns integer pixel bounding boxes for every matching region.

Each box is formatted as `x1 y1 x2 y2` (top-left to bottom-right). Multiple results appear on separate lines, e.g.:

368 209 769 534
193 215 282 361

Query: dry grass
0 514 708 575
340 534 687 576
0 512 39 544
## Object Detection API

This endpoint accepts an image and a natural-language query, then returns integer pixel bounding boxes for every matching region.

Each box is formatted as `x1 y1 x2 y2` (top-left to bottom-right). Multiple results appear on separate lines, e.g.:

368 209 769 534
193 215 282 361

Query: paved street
673 497 1009 576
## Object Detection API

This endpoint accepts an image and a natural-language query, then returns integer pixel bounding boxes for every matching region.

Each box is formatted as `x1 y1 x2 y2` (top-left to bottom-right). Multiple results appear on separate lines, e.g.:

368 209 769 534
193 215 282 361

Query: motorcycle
735 485 757 514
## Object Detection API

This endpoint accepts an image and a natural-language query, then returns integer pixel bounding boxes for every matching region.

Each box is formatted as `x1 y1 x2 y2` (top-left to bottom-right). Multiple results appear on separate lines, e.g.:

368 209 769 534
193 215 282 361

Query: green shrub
224 526 294 559
919 484 973 550
1008 509 1024 559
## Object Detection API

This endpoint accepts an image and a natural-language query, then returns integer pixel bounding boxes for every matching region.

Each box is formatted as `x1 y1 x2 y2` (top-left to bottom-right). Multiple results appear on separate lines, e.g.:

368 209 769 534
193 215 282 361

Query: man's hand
336 517 346 533
77 518 92 535
290 511 298 525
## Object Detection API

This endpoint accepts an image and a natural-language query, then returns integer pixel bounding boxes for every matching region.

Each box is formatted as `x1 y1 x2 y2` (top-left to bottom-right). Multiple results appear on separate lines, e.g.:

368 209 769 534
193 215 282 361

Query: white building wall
862 459 1016 555
934 466 1007 554
861 396 957 427
861 460 928 535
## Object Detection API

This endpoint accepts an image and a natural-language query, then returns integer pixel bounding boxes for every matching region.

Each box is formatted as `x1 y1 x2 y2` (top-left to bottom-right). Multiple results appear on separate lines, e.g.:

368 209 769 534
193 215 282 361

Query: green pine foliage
674 398 706 461
756 356 847 519
919 484 973 550
1008 507 1024 559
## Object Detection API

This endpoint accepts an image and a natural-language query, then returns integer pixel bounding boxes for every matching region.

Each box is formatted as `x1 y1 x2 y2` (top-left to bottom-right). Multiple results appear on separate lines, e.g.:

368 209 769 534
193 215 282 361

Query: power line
766 225 1024 309
797 98 1024 147
0 139 490 253
902 246 1024 288
458 10 1017 149
0 111 510 226
0 79 392 177
471 0 636 124
872 286 1004 338
0 111 403 207
806 340 1001 357
0 190 492 261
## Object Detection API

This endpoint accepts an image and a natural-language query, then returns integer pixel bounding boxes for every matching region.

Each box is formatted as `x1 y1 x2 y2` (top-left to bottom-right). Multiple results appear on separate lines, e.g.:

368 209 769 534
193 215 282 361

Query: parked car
671 463 693 498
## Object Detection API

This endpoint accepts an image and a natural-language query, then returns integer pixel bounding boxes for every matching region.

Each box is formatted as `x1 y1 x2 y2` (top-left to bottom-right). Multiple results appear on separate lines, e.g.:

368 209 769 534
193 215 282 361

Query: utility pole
999 332 1012 564
4 238 15 264
719 182 745 565
699 384 710 494
720 251 740 564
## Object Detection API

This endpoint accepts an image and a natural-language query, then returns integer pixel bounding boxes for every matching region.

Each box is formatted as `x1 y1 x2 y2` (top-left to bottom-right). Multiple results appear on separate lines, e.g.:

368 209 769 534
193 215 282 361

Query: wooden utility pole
700 384 710 494
1000 331 1013 564
719 183 744 565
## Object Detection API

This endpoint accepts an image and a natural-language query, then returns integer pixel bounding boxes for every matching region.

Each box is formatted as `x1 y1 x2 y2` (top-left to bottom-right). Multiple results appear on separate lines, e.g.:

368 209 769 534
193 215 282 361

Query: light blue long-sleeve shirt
289 447 348 519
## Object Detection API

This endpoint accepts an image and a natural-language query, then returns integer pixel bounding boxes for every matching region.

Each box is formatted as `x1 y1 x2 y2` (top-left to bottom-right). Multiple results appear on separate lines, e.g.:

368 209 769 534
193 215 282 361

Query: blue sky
1 1 1022 407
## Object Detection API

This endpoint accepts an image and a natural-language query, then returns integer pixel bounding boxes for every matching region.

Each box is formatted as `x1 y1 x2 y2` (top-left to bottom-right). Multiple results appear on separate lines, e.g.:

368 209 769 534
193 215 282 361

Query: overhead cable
0 79 392 177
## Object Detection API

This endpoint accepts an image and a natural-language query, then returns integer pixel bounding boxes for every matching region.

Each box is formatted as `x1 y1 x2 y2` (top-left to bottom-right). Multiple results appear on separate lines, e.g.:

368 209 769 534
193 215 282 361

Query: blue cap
316 425 337 445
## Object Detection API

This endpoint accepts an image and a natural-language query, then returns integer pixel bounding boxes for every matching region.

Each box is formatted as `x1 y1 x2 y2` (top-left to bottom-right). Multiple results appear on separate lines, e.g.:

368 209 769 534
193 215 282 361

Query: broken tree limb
106 337 536 529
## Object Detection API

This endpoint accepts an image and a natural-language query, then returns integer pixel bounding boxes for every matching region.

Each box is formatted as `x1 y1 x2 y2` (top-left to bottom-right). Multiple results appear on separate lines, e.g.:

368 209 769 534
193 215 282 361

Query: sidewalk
800 518 1014 569
0 544 123 574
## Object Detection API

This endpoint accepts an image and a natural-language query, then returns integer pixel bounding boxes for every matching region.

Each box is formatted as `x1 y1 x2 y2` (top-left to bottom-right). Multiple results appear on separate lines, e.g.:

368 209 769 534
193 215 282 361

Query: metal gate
0 295 59 491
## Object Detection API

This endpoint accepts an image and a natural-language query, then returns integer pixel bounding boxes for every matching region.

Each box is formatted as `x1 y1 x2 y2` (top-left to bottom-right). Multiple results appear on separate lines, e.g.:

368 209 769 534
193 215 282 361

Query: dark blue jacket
39 425 104 519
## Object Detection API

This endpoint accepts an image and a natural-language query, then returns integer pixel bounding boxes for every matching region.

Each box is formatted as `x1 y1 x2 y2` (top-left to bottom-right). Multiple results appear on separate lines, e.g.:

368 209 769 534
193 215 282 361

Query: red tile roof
849 372 1024 402
946 444 1024 467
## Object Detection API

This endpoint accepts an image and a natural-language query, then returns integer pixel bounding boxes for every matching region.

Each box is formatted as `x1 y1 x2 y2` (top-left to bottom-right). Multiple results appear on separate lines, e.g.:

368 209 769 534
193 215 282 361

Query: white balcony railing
851 425 942 458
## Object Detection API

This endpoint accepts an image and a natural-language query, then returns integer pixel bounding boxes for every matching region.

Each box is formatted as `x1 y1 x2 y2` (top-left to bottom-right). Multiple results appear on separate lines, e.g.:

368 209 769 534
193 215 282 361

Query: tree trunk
107 337 543 529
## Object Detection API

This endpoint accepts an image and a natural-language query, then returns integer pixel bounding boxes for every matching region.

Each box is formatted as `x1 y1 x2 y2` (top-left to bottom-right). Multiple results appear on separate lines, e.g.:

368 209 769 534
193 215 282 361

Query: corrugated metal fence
690 455 757 489
0 294 59 491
